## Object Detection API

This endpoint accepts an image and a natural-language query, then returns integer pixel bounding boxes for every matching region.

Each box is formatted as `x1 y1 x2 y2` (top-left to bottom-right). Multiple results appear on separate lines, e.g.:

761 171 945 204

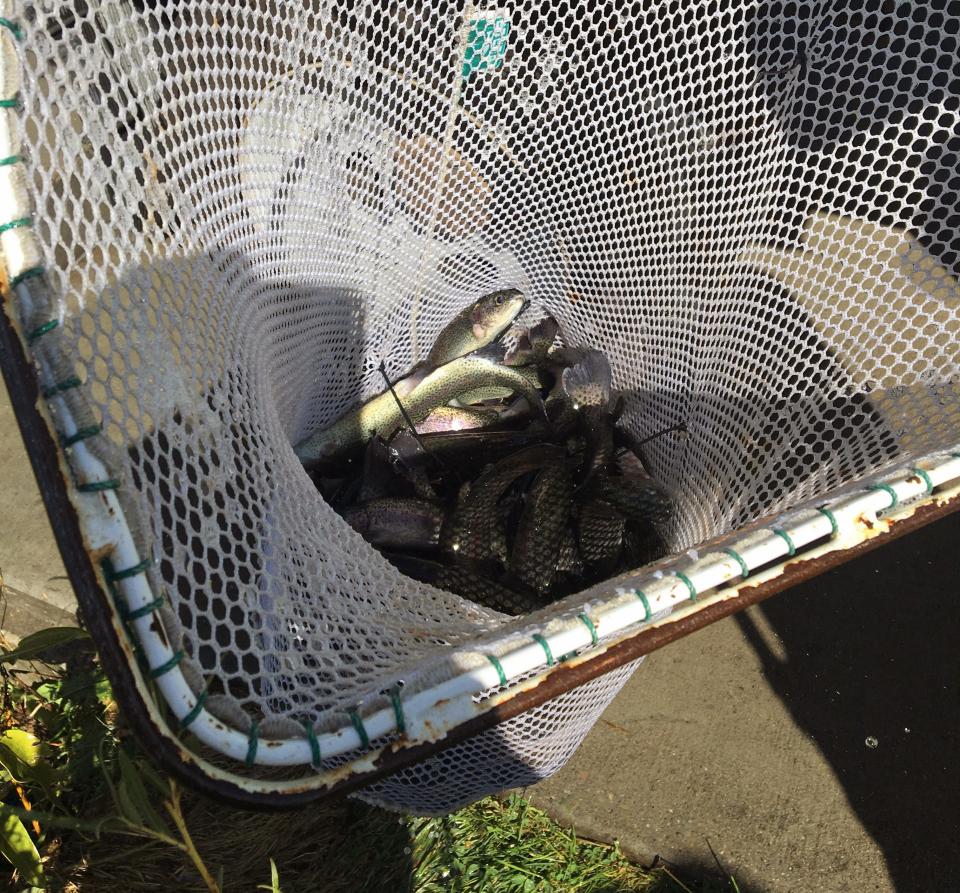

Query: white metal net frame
0 0 959 806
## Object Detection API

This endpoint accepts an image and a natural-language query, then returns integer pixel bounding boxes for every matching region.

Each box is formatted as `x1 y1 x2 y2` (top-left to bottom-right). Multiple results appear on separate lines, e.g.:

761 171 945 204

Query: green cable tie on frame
77 478 120 493
10 265 44 288
348 709 371 749
868 482 898 508
42 374 82 398
0 215 32 234
26 318 58 342
723 548 749 578
675 571 698 601
0 153 23 166
105 556 153 582
124 596 164 621
817 506 839 538
389 687 406 735
0 18 24 41
635 589 652 622
304 722 321 766
532 633 554 667
771 528 796 557
148 650 184 679
245 720 259 768
486 653 507 686
910 467 934 495
180 689 208 731
578 612 598 647
0 94 20 108
61 425 101 448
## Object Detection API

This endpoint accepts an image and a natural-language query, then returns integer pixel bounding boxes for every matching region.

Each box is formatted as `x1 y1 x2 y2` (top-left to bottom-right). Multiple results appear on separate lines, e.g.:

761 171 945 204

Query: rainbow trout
510 463 574 595
295 345 546 465
341 498 444 551
441 443 565 567
395 288 528 396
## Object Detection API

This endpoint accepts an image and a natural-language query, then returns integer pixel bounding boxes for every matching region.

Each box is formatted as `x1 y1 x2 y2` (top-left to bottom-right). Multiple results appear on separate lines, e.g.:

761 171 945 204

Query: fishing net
2 0 959 811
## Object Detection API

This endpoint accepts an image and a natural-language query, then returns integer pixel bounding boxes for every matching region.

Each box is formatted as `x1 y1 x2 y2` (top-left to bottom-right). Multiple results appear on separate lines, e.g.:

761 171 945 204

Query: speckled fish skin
418 405 501 433
511 463 573 595
341 498 444 551
441 443 565 566
295 347 546 464
504 315 560 366
622 519 668 569
427 289 527 369
590 473 674 525
576 498 626 568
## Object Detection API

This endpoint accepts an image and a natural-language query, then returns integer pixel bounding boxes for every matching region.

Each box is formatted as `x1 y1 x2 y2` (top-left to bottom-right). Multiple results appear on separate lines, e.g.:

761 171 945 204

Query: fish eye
495 293 506 305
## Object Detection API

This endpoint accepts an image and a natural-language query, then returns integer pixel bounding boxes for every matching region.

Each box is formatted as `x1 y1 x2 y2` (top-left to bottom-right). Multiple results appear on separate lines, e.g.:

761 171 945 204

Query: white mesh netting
9 0 960 808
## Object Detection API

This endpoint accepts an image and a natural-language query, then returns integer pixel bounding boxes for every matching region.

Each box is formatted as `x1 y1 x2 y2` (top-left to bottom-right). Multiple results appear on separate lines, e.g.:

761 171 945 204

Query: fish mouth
519 298 531 315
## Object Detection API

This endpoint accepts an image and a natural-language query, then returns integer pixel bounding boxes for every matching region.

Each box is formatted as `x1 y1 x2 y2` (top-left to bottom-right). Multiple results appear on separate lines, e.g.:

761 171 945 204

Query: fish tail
561 349 612 408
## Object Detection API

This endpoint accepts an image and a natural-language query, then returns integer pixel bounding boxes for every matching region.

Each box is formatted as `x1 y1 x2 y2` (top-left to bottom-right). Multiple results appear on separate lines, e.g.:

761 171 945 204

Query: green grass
0 627 734 892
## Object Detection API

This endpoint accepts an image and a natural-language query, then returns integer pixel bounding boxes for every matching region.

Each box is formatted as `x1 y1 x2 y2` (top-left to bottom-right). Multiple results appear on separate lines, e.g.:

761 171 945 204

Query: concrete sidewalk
2 376 957 891
529 513 960 892
0 378 76 640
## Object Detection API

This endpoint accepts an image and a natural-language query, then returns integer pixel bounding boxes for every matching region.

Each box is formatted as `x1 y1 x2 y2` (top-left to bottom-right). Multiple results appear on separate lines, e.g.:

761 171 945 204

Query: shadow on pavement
736 510 960 892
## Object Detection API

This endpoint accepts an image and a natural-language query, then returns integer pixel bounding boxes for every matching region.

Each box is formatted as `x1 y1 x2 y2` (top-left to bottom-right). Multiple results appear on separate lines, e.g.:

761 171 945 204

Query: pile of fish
294 289 675 615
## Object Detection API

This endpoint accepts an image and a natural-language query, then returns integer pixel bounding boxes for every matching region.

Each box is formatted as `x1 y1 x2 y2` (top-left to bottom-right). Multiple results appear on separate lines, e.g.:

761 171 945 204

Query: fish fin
528 315 560 349
473 341 509 362
561 349 612 408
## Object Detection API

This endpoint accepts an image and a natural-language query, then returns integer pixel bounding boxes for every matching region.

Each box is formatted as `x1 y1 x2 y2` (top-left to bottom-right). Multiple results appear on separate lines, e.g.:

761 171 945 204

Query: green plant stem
163 782 221 893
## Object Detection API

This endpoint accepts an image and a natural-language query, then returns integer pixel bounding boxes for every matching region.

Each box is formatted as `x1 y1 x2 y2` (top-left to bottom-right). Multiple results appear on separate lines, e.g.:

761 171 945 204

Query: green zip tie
305 722 321 766
675 572 698 601
389 687 406 735
77 478 120 493
105 556 153 582
0 18 24 41
148 650 183 679
0 216 32 234
61 425 101 448
180 690 208 731
771 528 796 557
723 548 749 578
910 467 934 495
10 265 44 288
348 709 370 749
0 153 23 166
0 95 20 108
486 654 507 686
817 507 839 538
868 482 898 508
26 318 58 342
532 633 554 666
578 612 598 646
245 720 259 768
635 589 651 621
123 596 164 621
42 375 82 398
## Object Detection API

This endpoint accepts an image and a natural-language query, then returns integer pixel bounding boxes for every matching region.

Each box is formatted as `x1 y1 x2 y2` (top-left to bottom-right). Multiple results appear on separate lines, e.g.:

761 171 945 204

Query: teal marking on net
148 650 183 679
909 467 934 495
868 482 899 509
532 633 554 666
348 709 370 749
635 589 652 622
304 722 321 767
817 507 839 538
486 653 507 686
771 528 796 557
389 686 406 735
245 721 259 768
462 14 511 78
675 572 698 601
578 612 599 647
723 548 749 579
180 690 208 731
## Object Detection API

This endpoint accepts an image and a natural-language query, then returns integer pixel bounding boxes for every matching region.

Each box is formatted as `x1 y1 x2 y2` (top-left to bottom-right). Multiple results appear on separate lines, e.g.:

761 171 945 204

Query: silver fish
341 498 444 551
395 288 528 396
295 345 546 464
